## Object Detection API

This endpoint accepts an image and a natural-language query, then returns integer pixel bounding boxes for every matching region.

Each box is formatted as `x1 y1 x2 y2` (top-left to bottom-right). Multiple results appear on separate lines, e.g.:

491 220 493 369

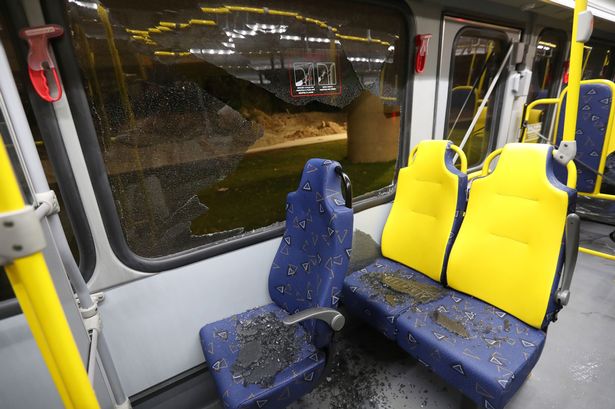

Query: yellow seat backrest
382 140 467 282
446 143 574 328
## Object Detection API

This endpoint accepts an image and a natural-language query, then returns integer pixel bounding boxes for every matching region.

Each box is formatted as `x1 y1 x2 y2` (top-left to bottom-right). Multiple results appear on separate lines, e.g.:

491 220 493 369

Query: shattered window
64 0 407 258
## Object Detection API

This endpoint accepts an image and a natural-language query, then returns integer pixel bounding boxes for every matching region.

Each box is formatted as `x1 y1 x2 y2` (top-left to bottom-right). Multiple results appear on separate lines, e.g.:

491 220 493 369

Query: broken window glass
64 0 407 257
360 271 446 307
231 312 307 387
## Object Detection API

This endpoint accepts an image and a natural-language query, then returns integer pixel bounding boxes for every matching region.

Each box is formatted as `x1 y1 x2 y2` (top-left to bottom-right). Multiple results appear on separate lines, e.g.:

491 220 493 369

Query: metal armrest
282 307 345 331
556 213 581 306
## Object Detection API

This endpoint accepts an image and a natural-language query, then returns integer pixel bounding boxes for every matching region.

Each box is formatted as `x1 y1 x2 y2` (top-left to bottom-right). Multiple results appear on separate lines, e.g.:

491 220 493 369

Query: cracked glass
64 0 407 257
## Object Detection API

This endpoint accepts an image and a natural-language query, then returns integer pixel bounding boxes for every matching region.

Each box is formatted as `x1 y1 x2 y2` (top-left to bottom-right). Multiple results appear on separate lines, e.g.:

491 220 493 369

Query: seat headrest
268 158 353 348
382 140 467 283
446 143 576 329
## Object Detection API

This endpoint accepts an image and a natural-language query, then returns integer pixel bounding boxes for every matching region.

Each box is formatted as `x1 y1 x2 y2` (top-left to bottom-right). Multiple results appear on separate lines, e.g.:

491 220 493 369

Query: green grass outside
192 139 396 234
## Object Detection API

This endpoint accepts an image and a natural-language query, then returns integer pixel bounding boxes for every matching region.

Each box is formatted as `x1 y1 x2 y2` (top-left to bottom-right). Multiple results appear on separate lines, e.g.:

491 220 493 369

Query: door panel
434 17 521 167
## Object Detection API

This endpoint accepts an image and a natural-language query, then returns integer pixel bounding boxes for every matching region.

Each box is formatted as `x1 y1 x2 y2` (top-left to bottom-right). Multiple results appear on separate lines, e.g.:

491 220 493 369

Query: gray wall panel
99 203 390 396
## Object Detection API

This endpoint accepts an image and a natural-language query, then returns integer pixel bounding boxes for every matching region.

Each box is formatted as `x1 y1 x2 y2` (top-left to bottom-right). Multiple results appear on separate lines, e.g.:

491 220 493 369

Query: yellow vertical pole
564 0 588 142
467 51 477 86
601 50 610 77
541 57 551 89
0 140 100 409
582 46 591 76
477 41 494 98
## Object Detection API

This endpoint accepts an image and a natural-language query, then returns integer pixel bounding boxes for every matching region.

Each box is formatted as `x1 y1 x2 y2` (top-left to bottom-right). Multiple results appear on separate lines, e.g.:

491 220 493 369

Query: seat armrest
556 213 581 306
282 307 345 331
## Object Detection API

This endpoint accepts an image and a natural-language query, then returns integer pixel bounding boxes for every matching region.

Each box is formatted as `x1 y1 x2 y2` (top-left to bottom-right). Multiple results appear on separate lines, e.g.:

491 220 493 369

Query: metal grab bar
0 140 100 409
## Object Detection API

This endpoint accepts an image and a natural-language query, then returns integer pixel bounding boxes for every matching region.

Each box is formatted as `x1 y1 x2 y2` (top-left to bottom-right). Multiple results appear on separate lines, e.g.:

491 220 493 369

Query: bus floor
134 220 615 409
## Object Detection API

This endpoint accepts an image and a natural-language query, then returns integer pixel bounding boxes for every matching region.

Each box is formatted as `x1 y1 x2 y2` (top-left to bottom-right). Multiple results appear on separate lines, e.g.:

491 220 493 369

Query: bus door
434 17 521 168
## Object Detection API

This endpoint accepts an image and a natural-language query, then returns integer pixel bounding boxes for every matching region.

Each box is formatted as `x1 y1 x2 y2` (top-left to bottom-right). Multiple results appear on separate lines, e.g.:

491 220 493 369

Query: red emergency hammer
19 24 64 102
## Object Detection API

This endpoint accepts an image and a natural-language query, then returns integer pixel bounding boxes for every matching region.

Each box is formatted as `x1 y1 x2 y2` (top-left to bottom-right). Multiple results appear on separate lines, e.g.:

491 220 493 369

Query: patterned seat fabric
554 81 614 192
342 258 448 340
199 159 352 409
344 144 574 409
268 158 353 348
421 144 573 408
395 290 546 409
343 140 467 337
200 304 326 409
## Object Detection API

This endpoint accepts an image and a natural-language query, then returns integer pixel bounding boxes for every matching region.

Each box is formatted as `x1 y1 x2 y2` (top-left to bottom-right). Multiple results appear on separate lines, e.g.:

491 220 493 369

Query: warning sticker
290 57 341 97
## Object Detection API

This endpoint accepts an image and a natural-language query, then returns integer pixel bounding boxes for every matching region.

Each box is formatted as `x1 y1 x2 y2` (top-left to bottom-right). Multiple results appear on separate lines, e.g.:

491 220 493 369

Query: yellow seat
381 140 468 282
446 143 575 328
343 140 468 339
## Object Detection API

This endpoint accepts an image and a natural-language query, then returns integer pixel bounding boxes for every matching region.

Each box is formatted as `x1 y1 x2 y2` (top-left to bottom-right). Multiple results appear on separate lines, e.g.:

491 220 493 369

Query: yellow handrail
520 97 560 142
0 140 100 409
563 0 588 143
579 246 615 261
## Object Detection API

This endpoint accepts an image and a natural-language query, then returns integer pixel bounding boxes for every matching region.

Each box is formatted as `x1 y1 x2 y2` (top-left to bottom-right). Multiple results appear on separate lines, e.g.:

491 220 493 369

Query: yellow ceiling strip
189 19 217 26
154 51 176 56
126 29 149 36
268 9 298 17
225 5 264 13
201 6 231 13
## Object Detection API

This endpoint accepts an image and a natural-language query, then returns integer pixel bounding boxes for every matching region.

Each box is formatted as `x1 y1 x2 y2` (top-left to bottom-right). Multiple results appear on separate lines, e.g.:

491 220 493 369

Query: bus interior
0 0 614 408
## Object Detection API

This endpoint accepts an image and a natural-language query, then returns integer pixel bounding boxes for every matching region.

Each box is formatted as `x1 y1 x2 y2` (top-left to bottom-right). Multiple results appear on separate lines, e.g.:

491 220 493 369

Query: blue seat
395 288 547 409
343 257 449 340
199 159 353 409
199 304 326 409
553 80 614 193
343 141 468 339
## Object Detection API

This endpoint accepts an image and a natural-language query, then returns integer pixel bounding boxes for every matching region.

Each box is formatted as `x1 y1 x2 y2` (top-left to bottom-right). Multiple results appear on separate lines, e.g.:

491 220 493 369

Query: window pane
64 0 407 258
446 32 505 167
525 30 565 143
528 31 564 102
582 42 614 80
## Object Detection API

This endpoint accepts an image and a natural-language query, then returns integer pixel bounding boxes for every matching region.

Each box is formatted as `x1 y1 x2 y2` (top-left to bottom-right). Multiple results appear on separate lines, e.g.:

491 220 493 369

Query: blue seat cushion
199 304 326 409
342 257 449 340
395 289 547 409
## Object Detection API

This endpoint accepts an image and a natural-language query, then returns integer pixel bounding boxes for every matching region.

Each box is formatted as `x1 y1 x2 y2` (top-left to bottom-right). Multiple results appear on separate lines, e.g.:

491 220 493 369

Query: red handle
19 24 64 102
28 66 62 103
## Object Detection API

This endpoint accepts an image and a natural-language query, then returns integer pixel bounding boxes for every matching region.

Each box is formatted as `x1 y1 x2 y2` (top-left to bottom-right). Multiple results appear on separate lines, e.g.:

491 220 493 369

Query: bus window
64 0 408 258
526 29 565 142
528 30 565 102
582 41 615 80
446 30 506 167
